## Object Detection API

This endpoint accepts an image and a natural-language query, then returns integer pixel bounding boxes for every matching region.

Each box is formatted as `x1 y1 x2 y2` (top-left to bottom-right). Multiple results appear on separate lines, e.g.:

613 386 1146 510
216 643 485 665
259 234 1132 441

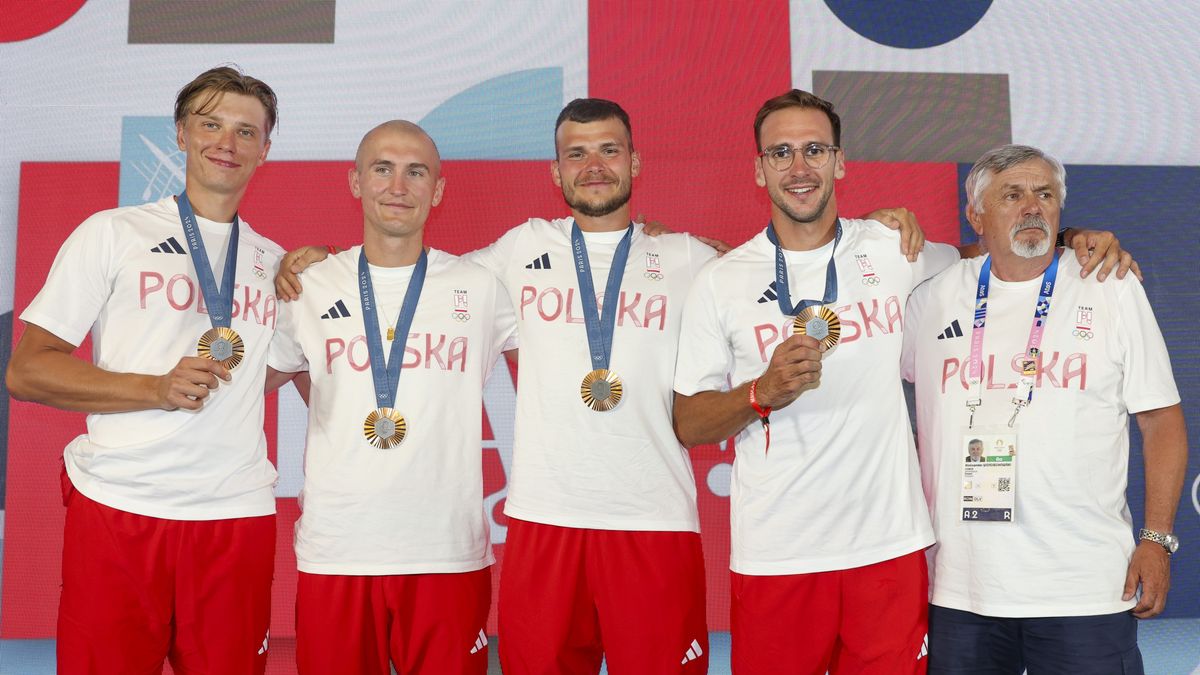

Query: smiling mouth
206 156 241 169
785 184 817 196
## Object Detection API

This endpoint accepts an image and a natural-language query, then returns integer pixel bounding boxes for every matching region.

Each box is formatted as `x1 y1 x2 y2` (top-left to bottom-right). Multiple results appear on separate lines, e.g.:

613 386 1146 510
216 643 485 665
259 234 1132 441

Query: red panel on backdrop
0 0 87 42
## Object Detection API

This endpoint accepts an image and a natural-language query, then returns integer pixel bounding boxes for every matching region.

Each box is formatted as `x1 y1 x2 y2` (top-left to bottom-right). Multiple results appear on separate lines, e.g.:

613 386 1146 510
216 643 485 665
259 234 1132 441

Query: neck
771 208 838 251
573 206 631 233
363 229 424 267
989 249 1055 282
180 183 242 224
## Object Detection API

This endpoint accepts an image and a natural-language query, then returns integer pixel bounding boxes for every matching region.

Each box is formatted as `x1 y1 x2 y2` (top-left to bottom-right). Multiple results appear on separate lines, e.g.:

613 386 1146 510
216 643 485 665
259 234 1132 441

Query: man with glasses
671 90 1133 674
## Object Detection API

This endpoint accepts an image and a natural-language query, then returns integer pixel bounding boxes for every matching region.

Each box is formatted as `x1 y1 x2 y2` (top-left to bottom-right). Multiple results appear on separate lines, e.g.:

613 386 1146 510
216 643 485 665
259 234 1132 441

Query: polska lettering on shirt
325 333 468 374
519 285 667 331
941 351 1087 393
139 272 277 329
752 294 903 362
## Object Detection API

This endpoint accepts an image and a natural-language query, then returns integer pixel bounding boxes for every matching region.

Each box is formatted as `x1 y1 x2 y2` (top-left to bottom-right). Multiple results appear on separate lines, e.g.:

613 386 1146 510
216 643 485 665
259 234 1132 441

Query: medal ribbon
765 221 842 316
966 251 1060 427
358 249 428 409
571 221 633 371
178 191 239 328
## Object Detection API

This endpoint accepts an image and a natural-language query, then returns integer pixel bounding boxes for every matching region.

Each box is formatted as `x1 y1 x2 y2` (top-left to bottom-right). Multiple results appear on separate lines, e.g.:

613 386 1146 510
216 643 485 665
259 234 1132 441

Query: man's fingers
1122 566 1139 602
1114 251 1134 280
1130 259 1143 282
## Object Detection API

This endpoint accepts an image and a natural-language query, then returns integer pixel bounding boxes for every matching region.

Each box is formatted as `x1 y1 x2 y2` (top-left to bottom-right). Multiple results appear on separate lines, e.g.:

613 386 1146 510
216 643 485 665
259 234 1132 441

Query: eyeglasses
758 142 840 171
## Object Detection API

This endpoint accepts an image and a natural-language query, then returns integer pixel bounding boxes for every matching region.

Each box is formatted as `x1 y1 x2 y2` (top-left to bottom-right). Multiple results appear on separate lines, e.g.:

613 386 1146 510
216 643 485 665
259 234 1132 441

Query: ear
965 203 983 236
550 160 562 188
754 156 766 187
630 151 641 178
431 176 446 207
833 149 846 180
348 166 361 198
256 138 271 167
176 122 186 152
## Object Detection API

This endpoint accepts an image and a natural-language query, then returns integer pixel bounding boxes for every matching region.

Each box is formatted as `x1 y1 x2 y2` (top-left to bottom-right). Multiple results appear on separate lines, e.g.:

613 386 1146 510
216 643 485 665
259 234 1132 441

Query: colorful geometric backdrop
2 0 1197 666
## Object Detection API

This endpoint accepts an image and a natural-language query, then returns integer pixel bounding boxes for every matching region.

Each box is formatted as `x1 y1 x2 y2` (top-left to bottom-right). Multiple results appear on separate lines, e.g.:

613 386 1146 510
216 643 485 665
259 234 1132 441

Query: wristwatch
1139 528 1180 555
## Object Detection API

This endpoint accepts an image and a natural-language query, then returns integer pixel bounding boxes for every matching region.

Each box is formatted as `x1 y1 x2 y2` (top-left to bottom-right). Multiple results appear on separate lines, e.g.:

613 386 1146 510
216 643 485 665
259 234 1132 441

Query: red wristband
749 378 772 454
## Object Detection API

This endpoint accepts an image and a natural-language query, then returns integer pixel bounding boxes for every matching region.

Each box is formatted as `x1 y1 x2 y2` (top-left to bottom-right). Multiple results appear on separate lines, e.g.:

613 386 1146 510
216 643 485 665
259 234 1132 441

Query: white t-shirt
901 253 1180 617
466 219 717 532
269 247 517 575
674 219 959 574
20 197 283 520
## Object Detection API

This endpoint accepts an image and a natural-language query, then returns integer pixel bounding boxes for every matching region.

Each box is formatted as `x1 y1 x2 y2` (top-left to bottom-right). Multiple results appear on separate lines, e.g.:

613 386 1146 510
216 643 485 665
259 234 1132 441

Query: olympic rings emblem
644 272 664 280
452 313 471 322
862 276 880 286
1072 329 1093 340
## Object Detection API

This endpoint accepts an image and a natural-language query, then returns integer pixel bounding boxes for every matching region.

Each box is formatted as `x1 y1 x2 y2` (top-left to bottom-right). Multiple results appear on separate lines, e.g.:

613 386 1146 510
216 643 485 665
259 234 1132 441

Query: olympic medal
792 306 841 350
363 407 406 449
197 326 245 370
580 368 623 412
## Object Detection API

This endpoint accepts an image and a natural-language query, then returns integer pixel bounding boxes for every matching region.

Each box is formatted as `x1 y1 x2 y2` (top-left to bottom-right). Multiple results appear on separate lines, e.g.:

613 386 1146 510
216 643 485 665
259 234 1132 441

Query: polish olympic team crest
453 289 471 322
644 252 663 280
253 246 267 279
855 253 880 286
1073 305 1094 340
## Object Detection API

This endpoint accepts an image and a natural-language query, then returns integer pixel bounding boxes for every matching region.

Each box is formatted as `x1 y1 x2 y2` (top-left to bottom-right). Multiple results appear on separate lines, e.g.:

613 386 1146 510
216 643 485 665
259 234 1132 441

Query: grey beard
1010 216 1052 259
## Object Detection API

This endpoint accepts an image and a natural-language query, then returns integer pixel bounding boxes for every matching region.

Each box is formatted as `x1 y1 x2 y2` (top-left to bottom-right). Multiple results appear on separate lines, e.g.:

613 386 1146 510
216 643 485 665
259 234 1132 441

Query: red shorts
498 518 708 675
731 550 929 675
295 568 491 675
57 474 275 675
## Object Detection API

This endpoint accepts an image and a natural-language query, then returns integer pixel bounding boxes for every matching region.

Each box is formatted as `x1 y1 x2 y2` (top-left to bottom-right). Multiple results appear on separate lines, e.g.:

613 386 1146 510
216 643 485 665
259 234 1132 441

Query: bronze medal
197 326 245 370
580 368 623 412
792 306 841 350
364 407 406 449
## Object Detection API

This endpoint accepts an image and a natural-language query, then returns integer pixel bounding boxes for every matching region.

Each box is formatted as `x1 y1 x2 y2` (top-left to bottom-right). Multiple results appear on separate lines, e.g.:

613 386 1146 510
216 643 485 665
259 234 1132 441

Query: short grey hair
965 144 1067 214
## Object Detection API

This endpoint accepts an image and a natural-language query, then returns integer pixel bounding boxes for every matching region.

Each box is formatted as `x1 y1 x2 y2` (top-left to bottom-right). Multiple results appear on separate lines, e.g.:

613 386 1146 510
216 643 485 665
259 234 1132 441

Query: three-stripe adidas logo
150 236 186 254
321 300 351 319
936 319 964 340
680 638 704 665
916 633 928 660
526 253 551 269
756 281 779 304
469 629 488 654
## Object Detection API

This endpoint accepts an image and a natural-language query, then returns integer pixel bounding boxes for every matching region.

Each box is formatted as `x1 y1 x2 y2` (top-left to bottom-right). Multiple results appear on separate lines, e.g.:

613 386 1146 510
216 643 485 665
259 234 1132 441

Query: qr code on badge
998 477 1012 492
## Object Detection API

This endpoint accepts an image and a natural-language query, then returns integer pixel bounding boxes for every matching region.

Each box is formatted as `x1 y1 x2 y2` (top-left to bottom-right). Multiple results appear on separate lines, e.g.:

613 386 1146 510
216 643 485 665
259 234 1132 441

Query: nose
1019 192 1042 217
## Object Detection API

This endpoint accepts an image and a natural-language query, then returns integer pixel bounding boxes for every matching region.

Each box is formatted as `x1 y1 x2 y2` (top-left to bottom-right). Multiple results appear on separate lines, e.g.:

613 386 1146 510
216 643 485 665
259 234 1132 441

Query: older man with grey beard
901 144 1188 675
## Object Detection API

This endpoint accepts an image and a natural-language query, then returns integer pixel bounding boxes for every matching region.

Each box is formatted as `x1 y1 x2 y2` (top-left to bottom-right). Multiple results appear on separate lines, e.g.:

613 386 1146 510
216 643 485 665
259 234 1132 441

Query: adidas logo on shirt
150 236 186 254
320 300 352 319
936 319 964 340
916 633 928 660
680 638 704 665
526 252 552 269
469 628 488 654
756 281 779 304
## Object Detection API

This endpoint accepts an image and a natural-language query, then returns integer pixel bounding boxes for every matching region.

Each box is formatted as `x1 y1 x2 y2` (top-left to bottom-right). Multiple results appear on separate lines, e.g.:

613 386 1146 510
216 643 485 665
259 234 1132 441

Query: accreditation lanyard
765 221 842 315
571 222 633 371
178 191 239 328
966 252 1060 428
358 249 428 410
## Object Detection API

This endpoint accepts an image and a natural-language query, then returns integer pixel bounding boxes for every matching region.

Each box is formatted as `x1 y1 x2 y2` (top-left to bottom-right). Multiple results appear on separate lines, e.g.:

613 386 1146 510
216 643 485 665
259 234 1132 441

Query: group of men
6 65 1185 675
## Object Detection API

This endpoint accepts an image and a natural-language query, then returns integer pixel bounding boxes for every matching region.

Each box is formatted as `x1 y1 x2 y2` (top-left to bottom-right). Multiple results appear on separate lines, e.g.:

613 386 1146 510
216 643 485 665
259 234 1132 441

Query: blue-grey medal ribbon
766 221 843 349
572 221 632 411
178 191 245 369
358 248 427 448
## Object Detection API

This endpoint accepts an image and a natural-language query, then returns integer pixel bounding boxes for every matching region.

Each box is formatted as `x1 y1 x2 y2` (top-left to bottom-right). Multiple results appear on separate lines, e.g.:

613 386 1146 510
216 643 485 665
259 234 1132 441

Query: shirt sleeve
19 213 118 346
673 263 734 395
901 278 935 384
461 223 524 280
1112 278 1180 413
268 298 309 373
910 242 961 286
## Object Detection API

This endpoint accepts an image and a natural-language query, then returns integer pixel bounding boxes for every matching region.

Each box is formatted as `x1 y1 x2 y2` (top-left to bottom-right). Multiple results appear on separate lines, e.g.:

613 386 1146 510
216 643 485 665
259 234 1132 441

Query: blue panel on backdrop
957 163 1200 618
824 0 992 49
118 117 184 207
420 68 561 160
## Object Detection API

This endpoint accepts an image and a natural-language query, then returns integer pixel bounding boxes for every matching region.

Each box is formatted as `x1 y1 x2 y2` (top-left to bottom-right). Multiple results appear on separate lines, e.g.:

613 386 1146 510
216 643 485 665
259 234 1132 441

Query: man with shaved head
266 120 516 674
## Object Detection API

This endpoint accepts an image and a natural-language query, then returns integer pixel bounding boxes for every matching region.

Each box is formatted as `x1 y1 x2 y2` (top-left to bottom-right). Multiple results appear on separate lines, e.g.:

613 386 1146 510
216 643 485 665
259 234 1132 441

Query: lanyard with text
359 249 427 413
966 252 1060 428
572 221 633 412
179 191 247 370
765 221 842 315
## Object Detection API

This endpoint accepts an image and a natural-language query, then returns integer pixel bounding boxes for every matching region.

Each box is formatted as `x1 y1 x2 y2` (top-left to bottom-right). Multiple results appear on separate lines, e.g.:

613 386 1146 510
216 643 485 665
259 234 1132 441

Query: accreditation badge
364 407 406 449
960 428 1017 522
197 326 245 370
792 305 841 350
580 368 623 412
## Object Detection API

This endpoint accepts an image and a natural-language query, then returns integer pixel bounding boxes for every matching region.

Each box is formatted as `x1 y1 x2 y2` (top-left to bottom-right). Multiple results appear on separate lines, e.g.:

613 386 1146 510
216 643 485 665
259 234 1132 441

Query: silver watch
1139 528 1179 555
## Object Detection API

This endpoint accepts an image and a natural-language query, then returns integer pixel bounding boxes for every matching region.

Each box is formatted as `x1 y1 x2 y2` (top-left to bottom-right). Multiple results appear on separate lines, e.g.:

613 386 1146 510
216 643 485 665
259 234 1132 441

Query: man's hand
1064 228 1141 281
635 215 733 256
866 207 925 262
156 357 231 411
754 333 823 410
1122 540 1171 618
276 245 331 301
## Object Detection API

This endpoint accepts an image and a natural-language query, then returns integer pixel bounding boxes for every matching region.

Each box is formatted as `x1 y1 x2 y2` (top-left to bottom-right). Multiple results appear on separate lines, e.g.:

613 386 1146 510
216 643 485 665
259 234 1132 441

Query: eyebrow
370 160 431 172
